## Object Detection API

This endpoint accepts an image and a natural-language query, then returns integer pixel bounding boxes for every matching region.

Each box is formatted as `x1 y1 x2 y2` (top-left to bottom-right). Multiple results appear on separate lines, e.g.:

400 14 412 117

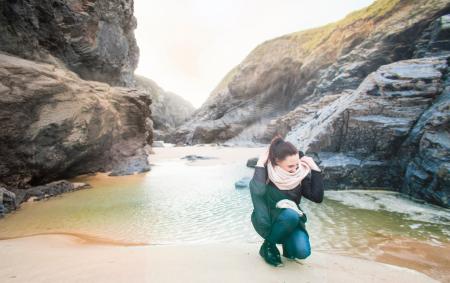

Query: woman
249 135 324 267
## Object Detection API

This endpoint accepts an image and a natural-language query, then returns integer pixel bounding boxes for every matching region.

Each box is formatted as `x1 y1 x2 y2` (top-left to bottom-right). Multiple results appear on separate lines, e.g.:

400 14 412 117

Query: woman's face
276 154 300 173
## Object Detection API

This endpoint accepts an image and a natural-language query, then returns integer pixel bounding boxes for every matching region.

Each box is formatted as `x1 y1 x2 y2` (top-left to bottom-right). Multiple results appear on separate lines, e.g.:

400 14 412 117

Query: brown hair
267 134 298 166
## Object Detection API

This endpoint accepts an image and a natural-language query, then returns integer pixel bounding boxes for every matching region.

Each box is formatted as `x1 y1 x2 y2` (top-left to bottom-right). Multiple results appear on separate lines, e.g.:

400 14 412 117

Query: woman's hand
256 146 270 167
300 156 321 172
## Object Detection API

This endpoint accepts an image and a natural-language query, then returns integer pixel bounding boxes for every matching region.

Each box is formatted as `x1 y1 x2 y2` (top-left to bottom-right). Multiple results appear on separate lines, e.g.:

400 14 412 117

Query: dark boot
268 240 282 262
259 240 282 266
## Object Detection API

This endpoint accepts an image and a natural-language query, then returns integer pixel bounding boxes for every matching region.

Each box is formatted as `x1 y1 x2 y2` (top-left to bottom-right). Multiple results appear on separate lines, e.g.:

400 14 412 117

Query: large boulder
0 53 153 190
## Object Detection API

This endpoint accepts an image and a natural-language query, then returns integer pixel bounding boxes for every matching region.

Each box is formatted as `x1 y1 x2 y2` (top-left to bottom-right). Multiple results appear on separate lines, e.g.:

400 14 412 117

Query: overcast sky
134 0 374 108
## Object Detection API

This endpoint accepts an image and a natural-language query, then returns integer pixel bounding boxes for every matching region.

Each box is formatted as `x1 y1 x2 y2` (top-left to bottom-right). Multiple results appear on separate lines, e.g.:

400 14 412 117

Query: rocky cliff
0 0 156 216
170 0 450 145
0 0 139 86
135 75 195 141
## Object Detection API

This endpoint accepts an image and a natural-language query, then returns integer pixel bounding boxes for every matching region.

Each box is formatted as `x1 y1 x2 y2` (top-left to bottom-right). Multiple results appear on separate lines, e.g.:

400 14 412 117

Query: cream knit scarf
267 159 311 190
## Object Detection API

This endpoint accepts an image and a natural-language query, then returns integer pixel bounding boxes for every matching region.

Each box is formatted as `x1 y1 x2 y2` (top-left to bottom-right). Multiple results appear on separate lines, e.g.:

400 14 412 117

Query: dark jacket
249 157 324 240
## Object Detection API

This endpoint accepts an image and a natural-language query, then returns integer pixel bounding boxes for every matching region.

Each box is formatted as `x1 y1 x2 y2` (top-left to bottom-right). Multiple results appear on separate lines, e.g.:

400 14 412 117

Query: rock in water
246 158 258 168
235 177 251 189
0 187 16 217
181 155 217 161
0 53 153 190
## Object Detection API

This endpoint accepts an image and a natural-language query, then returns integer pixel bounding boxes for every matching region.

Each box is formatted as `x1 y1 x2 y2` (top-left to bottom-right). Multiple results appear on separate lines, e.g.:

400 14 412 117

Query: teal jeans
267 208 311 259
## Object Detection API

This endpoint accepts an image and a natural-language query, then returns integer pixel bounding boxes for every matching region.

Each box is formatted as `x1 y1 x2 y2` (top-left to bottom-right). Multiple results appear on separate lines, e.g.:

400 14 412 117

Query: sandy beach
0 233 440 283
0 145 448 282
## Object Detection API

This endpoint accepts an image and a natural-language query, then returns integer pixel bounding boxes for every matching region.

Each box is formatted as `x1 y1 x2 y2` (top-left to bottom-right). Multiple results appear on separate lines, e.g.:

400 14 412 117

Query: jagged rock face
282 55 449 208
0 53 153 190
414 14 450 58
398 70 450 208
134 75 196 141
0 0 139 86
170 0 450 145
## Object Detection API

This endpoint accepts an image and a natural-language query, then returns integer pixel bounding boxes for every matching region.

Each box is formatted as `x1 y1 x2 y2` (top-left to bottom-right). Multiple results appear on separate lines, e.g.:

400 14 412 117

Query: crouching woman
249 136 324 267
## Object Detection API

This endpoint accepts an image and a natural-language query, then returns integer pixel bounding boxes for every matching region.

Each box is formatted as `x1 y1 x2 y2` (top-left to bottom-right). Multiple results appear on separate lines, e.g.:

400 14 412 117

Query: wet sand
374 237 450 283
0 145 448 282
0 233 439 283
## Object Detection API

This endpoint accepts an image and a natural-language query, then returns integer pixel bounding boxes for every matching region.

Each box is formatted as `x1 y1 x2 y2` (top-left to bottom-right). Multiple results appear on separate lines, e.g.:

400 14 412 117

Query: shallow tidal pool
0 146 449 280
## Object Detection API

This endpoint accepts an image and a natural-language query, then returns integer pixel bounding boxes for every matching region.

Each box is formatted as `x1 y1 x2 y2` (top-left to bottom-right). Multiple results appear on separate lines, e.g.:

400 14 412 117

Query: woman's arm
299 153 324 203
249 158 272 239
300 170 324 203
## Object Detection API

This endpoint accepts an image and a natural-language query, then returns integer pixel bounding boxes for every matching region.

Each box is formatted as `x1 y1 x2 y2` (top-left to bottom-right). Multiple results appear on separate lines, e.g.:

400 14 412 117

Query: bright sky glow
134 0 374 108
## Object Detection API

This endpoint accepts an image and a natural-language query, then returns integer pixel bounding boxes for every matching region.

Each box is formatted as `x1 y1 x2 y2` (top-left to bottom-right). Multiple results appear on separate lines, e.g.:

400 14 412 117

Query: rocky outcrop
170 0 450 145
134 75 195 141
280 55 449 208
0 0 139 86
0 53 153 192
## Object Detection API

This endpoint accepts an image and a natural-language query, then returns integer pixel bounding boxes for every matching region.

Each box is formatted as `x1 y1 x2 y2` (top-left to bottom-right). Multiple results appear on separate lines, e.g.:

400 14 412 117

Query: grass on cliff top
288 0 402 53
